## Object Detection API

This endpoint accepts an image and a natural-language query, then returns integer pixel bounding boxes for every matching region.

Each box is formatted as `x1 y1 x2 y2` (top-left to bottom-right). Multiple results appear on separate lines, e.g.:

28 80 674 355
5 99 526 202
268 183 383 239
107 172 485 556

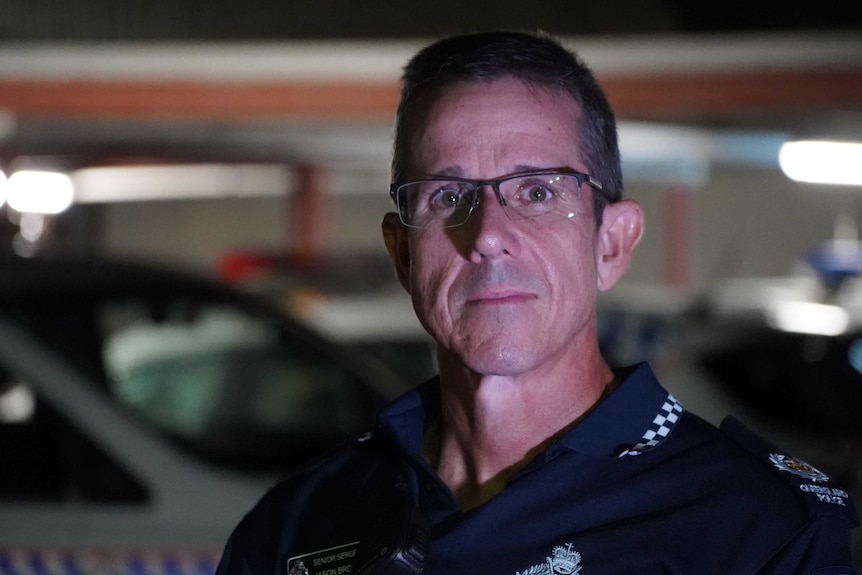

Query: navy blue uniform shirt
217 363 859 575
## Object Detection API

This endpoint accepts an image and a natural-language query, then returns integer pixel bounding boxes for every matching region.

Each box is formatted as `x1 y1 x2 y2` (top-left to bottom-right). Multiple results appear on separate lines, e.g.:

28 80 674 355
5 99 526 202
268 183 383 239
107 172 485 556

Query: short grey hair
391 30 623 225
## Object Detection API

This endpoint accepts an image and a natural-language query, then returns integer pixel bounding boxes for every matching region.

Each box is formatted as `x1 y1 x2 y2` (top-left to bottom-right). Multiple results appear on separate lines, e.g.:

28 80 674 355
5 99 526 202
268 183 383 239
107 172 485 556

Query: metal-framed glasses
389 170 602 229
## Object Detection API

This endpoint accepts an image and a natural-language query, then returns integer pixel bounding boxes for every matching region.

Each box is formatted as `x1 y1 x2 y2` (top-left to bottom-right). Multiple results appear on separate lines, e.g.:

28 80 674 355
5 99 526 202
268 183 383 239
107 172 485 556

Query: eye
513 180 559 206
438 189 461 207
524 185 554 202
428 183 469 210
502 174 578 220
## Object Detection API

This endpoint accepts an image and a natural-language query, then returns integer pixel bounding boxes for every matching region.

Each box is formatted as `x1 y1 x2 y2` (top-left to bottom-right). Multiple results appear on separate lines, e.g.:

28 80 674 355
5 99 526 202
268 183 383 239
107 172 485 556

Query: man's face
389 78 612 378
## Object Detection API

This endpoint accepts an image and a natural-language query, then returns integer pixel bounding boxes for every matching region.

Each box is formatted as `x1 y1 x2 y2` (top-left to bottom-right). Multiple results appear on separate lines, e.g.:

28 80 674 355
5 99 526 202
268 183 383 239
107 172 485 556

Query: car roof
0 255 236 299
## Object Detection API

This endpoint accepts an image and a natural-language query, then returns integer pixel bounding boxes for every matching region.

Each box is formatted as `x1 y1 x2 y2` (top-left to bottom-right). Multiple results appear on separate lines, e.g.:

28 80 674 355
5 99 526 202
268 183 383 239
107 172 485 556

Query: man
217 31 858 574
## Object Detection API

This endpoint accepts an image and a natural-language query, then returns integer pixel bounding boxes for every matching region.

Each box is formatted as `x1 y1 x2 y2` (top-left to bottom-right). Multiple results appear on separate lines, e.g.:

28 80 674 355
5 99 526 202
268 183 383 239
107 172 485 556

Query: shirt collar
376 362 678 461
552 362 680 458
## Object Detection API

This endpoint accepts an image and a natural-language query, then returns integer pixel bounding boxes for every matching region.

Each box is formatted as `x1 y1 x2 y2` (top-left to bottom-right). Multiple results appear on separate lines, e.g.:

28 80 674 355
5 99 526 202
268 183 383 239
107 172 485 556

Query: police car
0 256 407 575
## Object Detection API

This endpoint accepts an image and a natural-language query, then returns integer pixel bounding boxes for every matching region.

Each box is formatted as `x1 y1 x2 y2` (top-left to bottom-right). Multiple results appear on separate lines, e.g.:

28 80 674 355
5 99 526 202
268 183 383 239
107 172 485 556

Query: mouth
467 289 535 305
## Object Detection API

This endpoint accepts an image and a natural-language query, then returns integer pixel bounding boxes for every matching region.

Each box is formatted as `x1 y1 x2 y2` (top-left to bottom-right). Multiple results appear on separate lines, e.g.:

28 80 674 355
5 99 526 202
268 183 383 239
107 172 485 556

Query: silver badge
287 541 360 575
515 543 582 575
769 453 830 483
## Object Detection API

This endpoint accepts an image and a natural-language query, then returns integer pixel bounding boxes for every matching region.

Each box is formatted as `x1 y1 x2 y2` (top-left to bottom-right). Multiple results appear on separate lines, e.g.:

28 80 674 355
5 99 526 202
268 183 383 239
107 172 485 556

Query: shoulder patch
720 416 859 526
768 452 830 483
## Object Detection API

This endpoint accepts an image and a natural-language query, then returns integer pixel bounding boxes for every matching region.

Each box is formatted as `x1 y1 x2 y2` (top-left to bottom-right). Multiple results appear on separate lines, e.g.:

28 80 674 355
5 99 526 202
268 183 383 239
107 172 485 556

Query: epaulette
720 416 859 526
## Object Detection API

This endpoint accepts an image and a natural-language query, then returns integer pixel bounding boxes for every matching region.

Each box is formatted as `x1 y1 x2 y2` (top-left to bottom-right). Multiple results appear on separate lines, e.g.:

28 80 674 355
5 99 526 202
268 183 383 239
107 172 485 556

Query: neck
427 347 615 510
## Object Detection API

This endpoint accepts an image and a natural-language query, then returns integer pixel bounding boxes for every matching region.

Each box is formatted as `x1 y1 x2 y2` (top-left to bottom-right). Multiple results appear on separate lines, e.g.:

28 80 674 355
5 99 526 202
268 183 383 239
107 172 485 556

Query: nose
460 186 521 261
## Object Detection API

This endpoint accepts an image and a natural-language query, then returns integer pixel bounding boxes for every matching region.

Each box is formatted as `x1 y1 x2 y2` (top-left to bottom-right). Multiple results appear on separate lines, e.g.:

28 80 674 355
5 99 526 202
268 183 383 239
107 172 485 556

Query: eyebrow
511 164 563 175
425 166 464 178
426 164 570 180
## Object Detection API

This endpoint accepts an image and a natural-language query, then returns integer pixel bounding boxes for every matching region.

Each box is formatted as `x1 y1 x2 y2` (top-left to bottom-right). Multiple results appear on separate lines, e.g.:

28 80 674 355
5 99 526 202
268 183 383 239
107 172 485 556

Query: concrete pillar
663 186 690 292
289 163 330 269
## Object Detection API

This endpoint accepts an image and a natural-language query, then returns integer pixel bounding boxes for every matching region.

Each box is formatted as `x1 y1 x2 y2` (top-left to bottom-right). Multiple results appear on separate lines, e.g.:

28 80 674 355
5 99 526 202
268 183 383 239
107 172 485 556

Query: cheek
544 225 599 283
407 239 455 321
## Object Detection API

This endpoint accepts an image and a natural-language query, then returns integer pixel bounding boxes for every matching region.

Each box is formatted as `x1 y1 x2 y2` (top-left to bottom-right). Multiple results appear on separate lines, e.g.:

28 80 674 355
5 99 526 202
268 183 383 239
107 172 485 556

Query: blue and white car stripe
0 550 219 575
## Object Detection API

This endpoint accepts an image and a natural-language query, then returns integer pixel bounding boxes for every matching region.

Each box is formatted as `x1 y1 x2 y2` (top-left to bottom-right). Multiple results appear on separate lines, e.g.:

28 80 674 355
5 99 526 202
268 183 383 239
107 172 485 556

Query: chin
463 347 538 377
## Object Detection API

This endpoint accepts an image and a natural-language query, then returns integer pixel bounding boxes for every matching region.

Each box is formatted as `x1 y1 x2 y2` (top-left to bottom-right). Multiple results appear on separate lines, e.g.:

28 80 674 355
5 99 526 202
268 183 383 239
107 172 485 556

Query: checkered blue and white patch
618 393 683 457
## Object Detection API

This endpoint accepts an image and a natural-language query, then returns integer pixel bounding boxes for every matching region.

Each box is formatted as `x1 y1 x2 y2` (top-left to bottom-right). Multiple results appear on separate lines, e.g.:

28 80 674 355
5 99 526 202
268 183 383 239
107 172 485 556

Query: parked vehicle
217 250 438 385
0 255 407 575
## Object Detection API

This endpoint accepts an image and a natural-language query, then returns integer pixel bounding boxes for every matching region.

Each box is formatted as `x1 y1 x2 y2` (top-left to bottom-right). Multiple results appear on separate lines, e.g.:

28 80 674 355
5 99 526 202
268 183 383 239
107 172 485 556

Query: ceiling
1 0 859 40
0 2 861 199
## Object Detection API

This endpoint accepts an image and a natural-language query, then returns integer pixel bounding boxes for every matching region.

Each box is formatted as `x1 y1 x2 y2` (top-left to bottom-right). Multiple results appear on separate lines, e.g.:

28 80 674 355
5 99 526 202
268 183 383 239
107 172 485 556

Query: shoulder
715 416 859 525
218 433 390 574
253 430 389 520
651 410 858 530
218 429 425 575
643 412 859 571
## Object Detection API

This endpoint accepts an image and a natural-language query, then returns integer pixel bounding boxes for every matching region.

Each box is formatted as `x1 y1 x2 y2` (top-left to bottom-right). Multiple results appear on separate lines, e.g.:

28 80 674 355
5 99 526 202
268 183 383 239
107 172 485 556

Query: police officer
217 31 858 574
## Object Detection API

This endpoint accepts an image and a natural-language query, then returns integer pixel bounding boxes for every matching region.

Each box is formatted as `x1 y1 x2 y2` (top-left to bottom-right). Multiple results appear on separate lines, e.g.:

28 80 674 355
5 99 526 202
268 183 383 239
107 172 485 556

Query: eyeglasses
389 170 602 229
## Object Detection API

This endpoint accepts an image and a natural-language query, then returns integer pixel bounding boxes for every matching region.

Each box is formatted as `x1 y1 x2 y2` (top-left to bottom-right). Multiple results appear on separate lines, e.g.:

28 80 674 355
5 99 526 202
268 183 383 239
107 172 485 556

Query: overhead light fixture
768 300 849 336
779 140 862 186
6 170 74 214
71 163 290 202
0 169 6 208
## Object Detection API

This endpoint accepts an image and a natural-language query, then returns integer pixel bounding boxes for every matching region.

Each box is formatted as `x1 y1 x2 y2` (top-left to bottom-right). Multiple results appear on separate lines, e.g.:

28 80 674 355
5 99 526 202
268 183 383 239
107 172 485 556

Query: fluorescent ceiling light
7 170 74 214
768 300 849 336
72 164 290 202
779 140 862 186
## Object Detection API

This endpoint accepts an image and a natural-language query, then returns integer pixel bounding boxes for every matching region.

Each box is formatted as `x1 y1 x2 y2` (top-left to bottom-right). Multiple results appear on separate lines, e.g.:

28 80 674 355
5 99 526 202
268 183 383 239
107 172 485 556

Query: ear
595 199 644 292
382 212 412 294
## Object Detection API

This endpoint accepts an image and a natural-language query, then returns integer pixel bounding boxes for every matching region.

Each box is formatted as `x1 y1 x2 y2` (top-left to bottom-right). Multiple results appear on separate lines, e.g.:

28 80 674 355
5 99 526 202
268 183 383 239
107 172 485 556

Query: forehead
406 78 584 177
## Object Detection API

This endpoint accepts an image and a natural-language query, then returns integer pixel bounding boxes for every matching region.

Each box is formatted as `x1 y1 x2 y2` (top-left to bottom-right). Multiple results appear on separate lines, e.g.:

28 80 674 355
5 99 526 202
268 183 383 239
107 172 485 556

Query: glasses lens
499 173 583 221
398 181 475 228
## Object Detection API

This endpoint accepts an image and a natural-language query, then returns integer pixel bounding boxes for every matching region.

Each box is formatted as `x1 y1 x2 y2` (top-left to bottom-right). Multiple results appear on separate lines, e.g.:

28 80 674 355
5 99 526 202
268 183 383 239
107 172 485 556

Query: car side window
0 369 148 503
99 299 379 470
0 286 387 478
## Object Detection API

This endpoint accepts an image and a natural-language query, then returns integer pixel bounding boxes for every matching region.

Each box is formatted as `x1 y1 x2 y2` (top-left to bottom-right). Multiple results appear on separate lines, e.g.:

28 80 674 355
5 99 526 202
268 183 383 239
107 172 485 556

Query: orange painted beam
0 80 401 121
0 69 860 122
603 69 862 120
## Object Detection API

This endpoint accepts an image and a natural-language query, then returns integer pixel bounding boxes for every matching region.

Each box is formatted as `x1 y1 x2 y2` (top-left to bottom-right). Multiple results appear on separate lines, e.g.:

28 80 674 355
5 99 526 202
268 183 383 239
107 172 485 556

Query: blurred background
1 1 861 571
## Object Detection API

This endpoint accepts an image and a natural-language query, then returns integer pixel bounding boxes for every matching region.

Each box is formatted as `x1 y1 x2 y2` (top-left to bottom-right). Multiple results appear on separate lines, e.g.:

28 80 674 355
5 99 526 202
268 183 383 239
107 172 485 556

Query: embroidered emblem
515 543 582 575
769 453 830 483
799 482 850 506
287 541 360 575
618 393 683 457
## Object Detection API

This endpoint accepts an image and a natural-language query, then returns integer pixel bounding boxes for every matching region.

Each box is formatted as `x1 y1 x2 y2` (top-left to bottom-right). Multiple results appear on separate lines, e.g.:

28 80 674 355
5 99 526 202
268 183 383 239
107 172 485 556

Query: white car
0 256 407 575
